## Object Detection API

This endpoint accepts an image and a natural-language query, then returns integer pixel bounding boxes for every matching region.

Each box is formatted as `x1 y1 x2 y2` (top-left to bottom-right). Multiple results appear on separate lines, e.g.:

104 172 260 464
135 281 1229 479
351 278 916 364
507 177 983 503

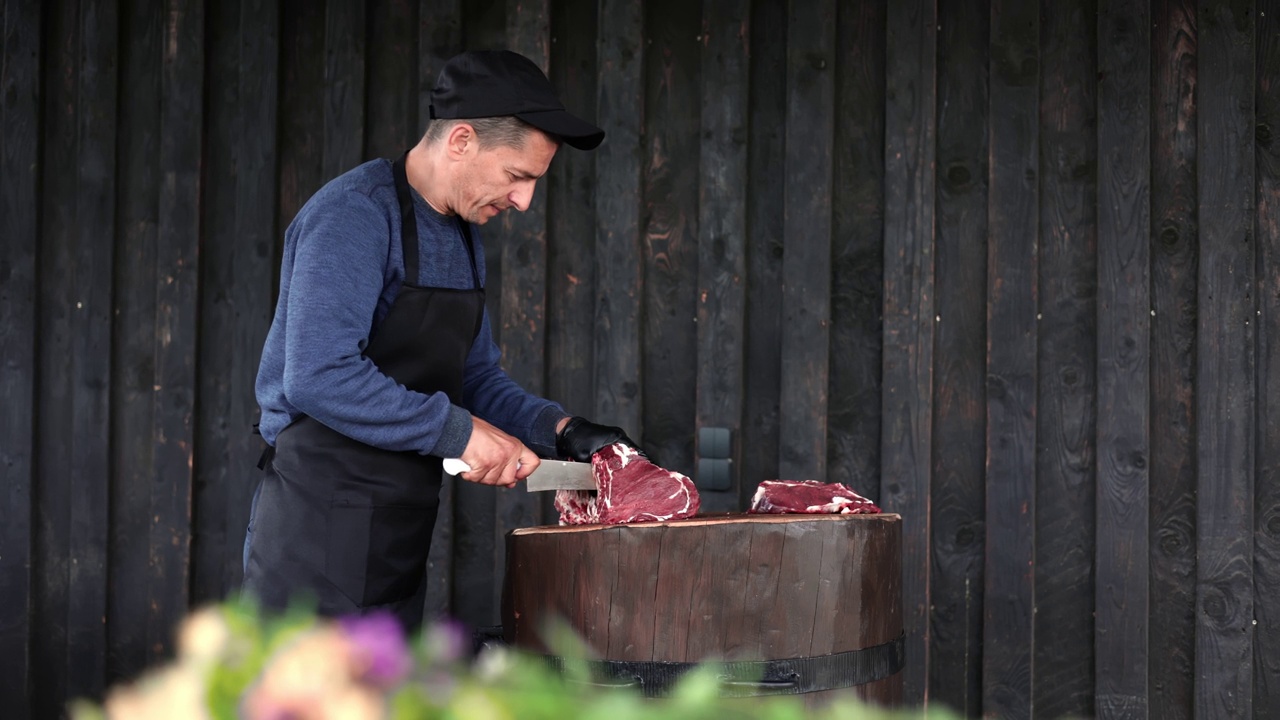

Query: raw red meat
554 486 599 525
748 480 880 515
553 443 701 525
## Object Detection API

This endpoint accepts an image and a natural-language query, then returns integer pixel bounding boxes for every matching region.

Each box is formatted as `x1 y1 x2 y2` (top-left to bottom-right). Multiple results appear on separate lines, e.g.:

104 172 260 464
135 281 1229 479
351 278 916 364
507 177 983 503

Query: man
242 50 639 630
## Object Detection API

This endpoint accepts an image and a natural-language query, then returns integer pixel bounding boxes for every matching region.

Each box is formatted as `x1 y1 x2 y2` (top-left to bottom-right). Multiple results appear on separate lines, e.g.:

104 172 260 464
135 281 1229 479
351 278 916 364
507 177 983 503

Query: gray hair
423 116 545 149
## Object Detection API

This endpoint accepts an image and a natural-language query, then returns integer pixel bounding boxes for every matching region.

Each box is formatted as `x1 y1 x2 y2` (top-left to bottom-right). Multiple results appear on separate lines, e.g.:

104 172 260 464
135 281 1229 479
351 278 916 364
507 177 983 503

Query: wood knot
1157 527 1185 556
946 163 971 188
1059 366 1080 386
1201 587 1231 623
1265 507 1280 537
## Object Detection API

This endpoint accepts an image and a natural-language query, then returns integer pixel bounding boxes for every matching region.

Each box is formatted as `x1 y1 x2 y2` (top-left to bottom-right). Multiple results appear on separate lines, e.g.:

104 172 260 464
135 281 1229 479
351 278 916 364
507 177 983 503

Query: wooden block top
509 511 902 535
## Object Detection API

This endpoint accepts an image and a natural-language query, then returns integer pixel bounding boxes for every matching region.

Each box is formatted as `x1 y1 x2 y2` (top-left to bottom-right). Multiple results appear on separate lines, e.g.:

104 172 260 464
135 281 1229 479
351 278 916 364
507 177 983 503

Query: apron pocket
327 504 434 607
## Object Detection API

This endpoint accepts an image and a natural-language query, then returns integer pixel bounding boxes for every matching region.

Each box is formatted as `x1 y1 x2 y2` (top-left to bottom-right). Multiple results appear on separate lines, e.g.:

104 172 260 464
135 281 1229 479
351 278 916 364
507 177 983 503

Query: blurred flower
79 601 964 720
340 612 413 689
243 683 383 720
241 626 384 720
103 665 209 720
420 618 468 664
178 606 231 666
472 646 516 683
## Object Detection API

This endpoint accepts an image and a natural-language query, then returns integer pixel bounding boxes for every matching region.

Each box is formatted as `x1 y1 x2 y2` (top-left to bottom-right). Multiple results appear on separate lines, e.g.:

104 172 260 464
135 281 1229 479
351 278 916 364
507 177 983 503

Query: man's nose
509 180 536 212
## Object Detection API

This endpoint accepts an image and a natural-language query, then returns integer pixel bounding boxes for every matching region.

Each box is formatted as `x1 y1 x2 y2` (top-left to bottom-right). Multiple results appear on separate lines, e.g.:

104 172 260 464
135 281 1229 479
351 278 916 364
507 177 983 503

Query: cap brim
516 109 605 150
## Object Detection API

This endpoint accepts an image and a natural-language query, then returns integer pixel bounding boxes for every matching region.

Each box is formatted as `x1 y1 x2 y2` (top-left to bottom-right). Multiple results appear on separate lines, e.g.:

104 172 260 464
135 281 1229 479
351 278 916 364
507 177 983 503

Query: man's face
453 129 558 225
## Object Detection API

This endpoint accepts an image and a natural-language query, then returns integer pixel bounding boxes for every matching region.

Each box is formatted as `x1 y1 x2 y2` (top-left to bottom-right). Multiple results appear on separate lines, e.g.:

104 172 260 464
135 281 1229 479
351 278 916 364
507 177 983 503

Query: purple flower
339 612 412 689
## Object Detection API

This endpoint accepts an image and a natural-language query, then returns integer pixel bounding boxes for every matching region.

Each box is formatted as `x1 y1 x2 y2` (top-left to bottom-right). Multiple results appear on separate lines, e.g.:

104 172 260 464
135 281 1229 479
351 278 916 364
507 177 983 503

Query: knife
442 458 596 492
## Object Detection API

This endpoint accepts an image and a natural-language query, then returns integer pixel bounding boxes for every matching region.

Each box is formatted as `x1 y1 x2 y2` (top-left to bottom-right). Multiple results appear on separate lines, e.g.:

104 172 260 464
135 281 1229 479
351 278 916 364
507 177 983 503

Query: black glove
556 416 643 463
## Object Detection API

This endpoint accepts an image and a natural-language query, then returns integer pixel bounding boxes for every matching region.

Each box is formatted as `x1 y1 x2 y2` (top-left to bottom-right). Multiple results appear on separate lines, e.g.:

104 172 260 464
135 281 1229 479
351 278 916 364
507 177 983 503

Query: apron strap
391 153 421 284
392 152 481 290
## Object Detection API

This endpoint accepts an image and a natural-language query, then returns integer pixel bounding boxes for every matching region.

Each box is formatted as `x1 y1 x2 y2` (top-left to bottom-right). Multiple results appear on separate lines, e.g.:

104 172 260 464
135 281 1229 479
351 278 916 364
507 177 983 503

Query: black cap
430 50 605 150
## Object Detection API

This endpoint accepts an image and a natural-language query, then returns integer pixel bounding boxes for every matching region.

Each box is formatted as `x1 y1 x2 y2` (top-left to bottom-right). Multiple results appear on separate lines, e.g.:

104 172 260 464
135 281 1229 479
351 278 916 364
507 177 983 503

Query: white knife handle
443 458 471 475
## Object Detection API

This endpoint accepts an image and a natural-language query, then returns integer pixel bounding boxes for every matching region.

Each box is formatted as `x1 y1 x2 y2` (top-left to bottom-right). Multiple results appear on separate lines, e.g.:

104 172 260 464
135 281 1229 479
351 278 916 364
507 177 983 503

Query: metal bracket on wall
696 426 732 491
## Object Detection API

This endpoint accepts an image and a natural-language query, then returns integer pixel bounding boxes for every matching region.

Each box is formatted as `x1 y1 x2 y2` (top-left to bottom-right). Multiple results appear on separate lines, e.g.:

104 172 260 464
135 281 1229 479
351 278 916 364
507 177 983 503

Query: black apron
242 153 484 631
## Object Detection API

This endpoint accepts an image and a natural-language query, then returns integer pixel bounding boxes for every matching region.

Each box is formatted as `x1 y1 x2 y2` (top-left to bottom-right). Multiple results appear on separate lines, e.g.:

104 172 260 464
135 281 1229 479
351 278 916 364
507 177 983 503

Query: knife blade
442 458 596 492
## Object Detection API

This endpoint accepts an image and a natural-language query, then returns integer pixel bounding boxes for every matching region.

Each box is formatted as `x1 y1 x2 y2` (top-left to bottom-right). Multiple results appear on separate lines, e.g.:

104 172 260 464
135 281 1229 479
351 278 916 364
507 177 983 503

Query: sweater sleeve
280 190 469 455
461 308 569 458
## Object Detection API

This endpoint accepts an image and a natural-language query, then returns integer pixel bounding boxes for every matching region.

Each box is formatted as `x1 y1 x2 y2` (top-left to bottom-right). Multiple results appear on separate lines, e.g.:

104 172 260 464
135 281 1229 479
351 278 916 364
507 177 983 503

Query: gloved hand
556 416 644 463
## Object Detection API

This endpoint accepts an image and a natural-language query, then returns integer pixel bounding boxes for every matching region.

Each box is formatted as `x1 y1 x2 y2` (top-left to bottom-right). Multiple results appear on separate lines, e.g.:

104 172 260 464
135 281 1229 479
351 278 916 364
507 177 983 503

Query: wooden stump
502 513 902 706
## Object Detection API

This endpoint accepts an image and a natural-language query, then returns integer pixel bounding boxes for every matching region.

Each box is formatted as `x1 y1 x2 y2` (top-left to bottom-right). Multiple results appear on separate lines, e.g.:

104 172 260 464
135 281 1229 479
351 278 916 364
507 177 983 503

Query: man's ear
445 122 477 159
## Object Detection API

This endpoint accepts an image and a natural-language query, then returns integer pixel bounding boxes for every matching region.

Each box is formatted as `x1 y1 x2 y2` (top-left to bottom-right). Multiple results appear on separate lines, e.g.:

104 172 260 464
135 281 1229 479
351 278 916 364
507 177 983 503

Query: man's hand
555 416 643 463
458 416 539 487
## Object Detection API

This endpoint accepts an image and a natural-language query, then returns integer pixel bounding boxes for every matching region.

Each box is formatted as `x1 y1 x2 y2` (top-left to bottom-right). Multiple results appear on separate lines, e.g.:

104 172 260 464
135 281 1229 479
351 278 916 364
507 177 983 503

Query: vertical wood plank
650 524 706 661
763 523 823 658
69 0 116 703
1148 0 1198 717
694 0 748 512
1195 2 1256 718
0 0 40 712
739 0 786 499
837 520 878 656
828 523 869 660
365 0 416 159
104 22 152 664
930 0 987 714
546 0 598 420
808 520 855 657
738 522 786 655
1095 1 1151 717
984 0 1039 717
777 0 836 480
576 528 619 652
492 0 551 618
857 519 905 649
1035 0 1099 717
324 0 367 176
640 0 699 475
604 527 661 661
193 0 278 607
277 1 327 244
32 0 118 705
34 2 79 711
829 0 885 501
147 0 202 664
194 0 240 612
419 0 463 621
593 0 644 434
881 0 936 705
545 0 597 525
107 0 159 686
685 522 751 659
1255 5 1280 715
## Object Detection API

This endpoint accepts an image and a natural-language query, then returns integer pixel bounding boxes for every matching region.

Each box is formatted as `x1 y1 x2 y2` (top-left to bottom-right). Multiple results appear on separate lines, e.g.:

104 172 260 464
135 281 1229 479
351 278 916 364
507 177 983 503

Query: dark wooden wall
3 0 1279 718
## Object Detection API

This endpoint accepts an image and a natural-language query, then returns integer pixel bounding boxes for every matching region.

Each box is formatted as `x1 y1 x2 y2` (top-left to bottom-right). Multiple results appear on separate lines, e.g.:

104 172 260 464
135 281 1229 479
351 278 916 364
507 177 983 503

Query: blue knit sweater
254 159 566 459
